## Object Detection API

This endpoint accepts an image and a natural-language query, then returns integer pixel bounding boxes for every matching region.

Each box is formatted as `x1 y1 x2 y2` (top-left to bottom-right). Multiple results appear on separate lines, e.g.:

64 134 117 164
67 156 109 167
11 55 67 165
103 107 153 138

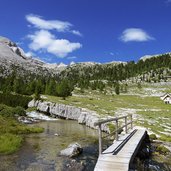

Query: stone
78 111 87 124
18 116 39 124
60 142 83 157
37 101 51 113
28 99 39 108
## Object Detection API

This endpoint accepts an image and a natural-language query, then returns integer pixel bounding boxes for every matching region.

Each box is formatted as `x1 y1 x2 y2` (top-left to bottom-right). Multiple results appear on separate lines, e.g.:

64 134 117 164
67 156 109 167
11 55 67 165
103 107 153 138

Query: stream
0 111 170 171
0 111 99 171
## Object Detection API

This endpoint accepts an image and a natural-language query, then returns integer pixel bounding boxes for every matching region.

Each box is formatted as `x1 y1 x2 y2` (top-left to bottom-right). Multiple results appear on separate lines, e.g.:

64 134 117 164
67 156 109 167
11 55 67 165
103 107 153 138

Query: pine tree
56 80 73 100
115 83 120 95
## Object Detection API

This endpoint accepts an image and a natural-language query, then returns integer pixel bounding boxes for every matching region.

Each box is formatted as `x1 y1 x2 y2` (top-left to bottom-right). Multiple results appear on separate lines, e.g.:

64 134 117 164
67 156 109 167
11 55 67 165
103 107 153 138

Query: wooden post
115 119 118 141
98 124 102 155
130 114 133 129
125 116 128 133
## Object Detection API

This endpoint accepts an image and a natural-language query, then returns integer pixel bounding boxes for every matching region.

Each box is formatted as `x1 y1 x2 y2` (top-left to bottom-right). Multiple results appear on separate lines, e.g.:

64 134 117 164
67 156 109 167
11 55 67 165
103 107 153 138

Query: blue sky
0 0 171 64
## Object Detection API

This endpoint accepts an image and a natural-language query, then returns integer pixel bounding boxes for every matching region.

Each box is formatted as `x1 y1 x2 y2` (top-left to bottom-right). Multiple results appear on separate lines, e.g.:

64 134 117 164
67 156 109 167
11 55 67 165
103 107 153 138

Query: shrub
0 104 6 111
0 93 32 108
13 106 26 116
0 106 14 117
0 104 26 117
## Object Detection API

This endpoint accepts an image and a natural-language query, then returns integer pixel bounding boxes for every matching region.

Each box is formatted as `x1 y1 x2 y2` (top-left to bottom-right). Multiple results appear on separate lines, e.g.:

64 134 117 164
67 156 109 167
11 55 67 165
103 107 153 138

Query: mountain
0 36 68 77
1 35 171 84
105 61 127 65
0 36 129 78
1 35 171 97
0 37 43 64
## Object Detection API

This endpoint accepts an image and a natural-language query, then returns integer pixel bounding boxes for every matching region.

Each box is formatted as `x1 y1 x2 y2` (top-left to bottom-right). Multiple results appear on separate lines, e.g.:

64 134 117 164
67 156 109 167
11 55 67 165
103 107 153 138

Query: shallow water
0 119 99 171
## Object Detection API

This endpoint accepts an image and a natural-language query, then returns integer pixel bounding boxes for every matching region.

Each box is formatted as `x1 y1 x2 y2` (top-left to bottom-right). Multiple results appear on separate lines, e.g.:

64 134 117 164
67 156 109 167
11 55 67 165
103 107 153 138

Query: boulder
37 101 51 113
60 142 83 157
78 111 87 124
28 99 39 108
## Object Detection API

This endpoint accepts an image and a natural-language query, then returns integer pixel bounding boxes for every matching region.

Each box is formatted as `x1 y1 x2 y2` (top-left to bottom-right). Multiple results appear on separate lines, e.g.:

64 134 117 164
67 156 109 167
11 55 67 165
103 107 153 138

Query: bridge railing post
115 119 118 141
125 116 128 134
98 124 102 155
94 114 134 155
130 114 133 129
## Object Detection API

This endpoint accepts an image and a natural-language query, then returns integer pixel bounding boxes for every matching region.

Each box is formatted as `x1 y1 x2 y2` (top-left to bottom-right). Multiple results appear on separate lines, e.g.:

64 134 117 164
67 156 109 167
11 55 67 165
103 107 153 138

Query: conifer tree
115 83 120 95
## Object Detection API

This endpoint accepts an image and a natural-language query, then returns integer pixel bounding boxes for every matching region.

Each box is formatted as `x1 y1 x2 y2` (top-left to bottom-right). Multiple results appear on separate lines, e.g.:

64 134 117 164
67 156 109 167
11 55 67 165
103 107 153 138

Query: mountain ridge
0 35 171 79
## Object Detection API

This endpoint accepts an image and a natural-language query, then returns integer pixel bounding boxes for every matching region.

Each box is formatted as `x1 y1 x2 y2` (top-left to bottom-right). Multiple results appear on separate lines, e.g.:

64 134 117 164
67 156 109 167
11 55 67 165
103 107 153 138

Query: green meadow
45 83 171 142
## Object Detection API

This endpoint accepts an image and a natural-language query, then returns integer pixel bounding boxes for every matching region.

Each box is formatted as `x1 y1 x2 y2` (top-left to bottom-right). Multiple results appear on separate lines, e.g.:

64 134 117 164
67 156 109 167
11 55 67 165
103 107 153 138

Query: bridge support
98 124 102 154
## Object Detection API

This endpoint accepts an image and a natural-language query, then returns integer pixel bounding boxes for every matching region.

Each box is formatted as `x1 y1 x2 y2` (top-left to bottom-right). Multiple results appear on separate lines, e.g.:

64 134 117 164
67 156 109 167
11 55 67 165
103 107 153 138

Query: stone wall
28 100 110 133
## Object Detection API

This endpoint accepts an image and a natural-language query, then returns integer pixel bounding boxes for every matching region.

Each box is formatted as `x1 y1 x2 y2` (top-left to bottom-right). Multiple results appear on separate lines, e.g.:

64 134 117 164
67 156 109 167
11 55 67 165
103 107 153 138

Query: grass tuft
0 133 23 154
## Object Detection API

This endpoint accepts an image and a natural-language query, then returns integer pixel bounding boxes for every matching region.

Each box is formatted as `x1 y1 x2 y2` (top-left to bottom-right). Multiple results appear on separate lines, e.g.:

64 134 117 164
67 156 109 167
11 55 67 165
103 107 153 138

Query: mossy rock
149 134 157 140
156 145 169 155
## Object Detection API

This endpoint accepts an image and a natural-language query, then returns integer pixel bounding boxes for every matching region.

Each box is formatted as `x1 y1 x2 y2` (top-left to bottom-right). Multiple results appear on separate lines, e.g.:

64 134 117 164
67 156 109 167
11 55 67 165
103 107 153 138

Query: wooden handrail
95 114 133 155
94 114 132 126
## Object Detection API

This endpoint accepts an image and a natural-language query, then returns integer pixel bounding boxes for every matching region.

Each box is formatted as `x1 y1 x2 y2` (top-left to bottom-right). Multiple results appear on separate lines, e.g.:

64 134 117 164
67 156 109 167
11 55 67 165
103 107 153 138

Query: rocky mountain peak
140 52 171 61
0 36 28 61
0 36 13 44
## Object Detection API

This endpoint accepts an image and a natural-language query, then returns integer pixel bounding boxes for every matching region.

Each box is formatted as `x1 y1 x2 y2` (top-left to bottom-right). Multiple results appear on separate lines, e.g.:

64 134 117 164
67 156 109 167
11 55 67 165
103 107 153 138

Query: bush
0 104 26 117
0 93 32 108
0 106 14 117
0 104 6 111
13 106 26 116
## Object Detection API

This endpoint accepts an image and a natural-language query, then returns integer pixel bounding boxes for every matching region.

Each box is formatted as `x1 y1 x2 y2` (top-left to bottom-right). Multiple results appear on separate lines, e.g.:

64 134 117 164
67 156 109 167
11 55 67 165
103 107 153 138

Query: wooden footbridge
94 114 147 171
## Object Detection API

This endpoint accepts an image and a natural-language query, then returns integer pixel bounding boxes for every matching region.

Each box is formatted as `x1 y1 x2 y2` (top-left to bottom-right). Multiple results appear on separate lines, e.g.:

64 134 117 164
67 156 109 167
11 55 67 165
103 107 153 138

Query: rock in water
60 143 83 157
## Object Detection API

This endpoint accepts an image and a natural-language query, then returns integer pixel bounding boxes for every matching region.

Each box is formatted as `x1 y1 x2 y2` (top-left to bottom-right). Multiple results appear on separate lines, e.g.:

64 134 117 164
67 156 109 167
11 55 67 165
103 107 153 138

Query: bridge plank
102 132 131 154
94 128 146 171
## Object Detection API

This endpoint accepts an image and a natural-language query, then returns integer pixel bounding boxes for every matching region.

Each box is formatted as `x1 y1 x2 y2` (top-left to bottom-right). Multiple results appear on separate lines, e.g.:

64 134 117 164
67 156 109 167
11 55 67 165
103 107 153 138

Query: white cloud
28 30 54 50
26 14 82 36
26 14 71 32
120 28 154 42
25 51 35 57
28 30 82 58
71 30 82 36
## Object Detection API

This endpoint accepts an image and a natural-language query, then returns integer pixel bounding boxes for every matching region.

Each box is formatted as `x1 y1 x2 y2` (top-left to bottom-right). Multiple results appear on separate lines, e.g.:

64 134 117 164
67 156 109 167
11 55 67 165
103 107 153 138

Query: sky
0 0 171 64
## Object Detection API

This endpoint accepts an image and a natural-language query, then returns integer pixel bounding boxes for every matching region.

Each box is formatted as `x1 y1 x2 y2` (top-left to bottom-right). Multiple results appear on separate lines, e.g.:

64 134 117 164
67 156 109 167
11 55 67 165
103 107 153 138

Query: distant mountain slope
59 52 171 85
